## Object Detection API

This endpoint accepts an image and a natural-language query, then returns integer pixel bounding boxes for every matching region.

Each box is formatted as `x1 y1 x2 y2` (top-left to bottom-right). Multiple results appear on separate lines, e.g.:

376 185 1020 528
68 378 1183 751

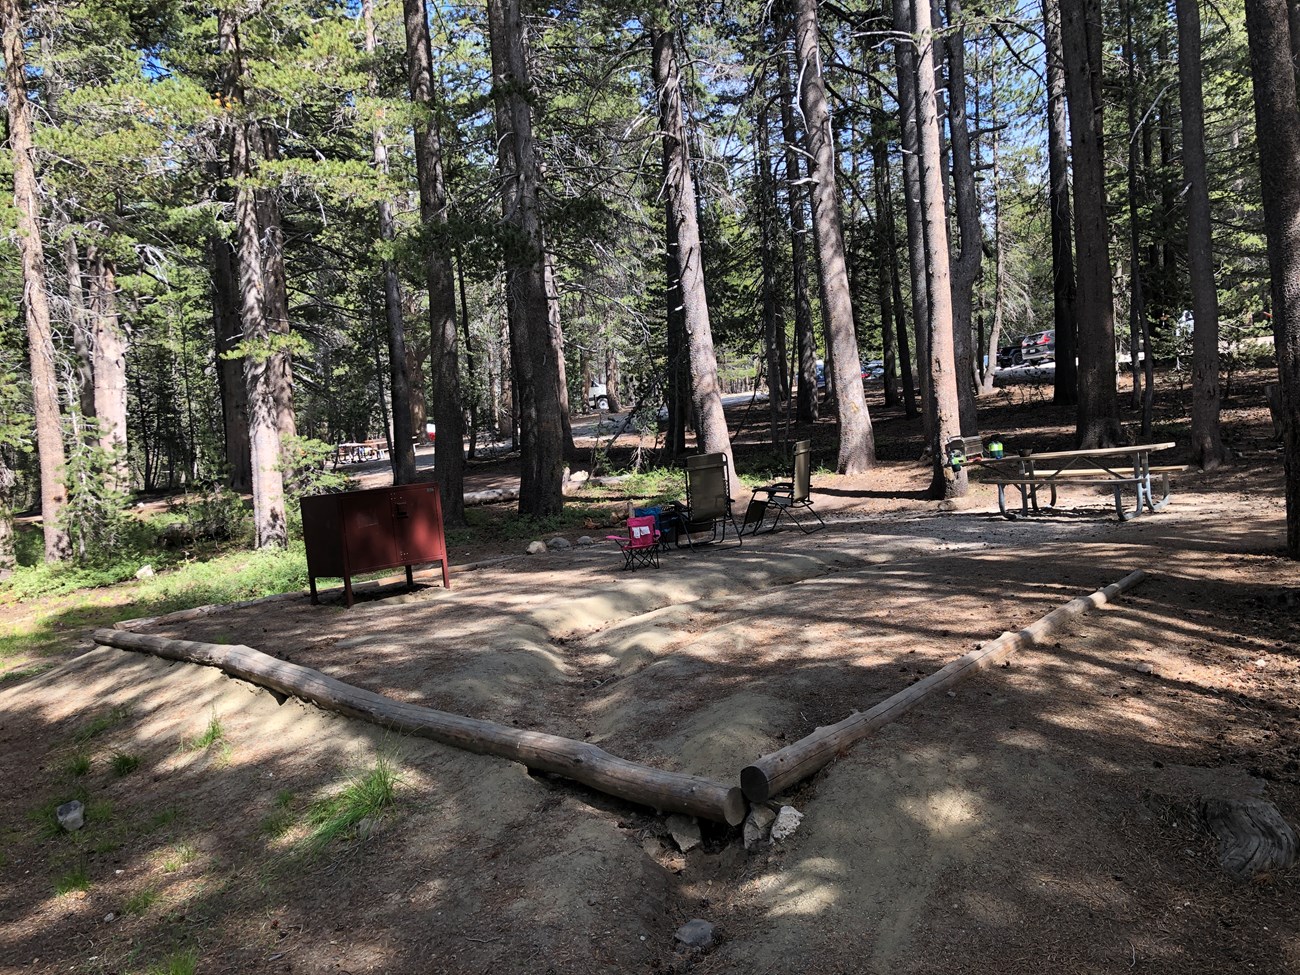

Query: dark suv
1020 329 1055 365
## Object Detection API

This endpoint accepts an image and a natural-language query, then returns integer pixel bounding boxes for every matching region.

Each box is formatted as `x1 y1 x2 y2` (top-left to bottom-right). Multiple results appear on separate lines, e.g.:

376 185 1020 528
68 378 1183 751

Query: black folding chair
673 452 743 549
747 439 825 534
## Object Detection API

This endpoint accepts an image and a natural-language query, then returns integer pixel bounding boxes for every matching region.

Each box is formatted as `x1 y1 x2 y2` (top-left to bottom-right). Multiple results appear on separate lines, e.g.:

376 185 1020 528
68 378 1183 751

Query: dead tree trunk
1245 0 1300 558
1060 0 1123 446
653 10 734 472
65 235 96 422
210 236 252 491
87 247 129 491
487 0 565 516
3 0 70 561
402 0 467 523
1176 0 1227 469
793 0 875 472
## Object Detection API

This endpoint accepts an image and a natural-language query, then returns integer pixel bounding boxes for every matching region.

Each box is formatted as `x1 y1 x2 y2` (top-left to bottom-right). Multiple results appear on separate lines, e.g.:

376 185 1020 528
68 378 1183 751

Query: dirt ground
2 374 1298 974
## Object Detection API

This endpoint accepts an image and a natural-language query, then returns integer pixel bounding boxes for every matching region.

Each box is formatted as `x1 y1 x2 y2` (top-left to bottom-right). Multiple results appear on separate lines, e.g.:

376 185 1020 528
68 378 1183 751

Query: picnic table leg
1147 472 1172 511
997 484 1016 520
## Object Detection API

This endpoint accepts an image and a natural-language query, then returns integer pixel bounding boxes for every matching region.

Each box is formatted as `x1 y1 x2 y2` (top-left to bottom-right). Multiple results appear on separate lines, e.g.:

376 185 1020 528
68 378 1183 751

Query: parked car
996 344 1023 368
1020 329 1056 365
862 360 885 381
424 422 436 443
588 381 610 410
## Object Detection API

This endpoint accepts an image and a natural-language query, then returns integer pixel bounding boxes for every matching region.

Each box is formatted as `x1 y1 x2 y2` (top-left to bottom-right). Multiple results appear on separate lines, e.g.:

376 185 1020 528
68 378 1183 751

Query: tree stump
1201 797 1298 881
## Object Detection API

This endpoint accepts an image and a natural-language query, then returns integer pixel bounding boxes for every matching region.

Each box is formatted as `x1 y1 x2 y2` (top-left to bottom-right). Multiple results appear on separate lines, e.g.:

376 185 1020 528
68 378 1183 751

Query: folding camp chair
747 439 825 534
607 514 661 569
673 452 743 549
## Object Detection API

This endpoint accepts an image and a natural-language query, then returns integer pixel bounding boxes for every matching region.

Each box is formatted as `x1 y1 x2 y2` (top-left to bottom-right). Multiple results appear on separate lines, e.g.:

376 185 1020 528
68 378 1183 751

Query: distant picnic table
978 442 1181 521
333 439 389 468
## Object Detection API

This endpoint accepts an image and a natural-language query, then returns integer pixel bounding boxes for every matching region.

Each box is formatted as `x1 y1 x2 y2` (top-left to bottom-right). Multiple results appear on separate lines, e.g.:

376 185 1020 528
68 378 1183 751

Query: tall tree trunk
909 0 967 497
1123 0 1148 420
220 10 287 548
487 0 564 516
1059 0 1122 446
87 247 129 491
944 0 981 435
1044 0 1078 405
1245 0 1300 558
457 254 479 460
664 186 689 458
778 52 819 425
65 235 96 422
4 0 69 561
894 0 937 448
1176 0 1227 469
872 136 899 409
402 0 466 523
544 249 579 458
603 339 622 414
209 236 252 491
652 10 734 472
363 0 416 484
757 99 784 440
793 0 874 472
882 150 918 416
980 118 1006 395
251 124 297 456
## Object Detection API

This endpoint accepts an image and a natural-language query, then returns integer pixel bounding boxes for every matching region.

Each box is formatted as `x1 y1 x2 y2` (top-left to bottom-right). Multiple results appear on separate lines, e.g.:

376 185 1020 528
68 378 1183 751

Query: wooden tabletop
1009 442 1175 462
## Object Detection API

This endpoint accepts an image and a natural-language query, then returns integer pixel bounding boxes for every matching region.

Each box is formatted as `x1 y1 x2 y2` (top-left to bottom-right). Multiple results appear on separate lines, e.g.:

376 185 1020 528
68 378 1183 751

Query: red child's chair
607 514 661 570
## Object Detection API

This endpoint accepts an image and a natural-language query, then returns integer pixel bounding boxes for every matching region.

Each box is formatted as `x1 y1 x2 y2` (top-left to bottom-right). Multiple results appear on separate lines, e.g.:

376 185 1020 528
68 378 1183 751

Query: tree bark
363 0 416 485
778 52 819 425
909 0 967 497
872 136 899 409
209 236 252 491
793 0 874 472
1123 0 1149 423
87 247 129 491
65 235 96 422
402 0 467 523
663 185 689 458
944 0 981 435
543 249 580 458
1060 0 1122 446
882 151 918 416
893 0 935 446
487 0 565 517
1044 0 1078 405
980 117 1006 396
1176 0 1227 469
757 99 785 440
1245 0 1300 557
3 0 70 561
652 10 734 473
220 10 287 549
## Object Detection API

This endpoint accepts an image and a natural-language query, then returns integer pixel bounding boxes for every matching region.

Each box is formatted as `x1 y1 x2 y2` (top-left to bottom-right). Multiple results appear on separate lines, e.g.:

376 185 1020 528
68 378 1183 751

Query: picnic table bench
976 442 1182 521
333 439 389 468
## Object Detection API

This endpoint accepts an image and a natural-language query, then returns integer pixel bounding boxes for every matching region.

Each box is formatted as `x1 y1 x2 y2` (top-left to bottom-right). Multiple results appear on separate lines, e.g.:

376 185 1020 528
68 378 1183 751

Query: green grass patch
146 807 179 832
110 752 141 776
63 752 92 777
161 842 197 872
0 662 55 684
146 948 198 975
260 789 297 841
54 863 90 895
182 711 225 751
124 885 160 916
300 757 399 855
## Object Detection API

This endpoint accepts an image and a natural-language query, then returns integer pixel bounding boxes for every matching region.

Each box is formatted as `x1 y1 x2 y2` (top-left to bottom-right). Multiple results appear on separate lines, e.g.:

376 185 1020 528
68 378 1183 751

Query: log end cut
741 763 773 804
1202 797 1298 881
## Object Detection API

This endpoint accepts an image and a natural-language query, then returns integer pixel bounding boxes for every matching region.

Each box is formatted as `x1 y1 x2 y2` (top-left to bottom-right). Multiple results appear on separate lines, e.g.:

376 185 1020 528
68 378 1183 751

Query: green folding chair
673 452 742 549
747 439 825 534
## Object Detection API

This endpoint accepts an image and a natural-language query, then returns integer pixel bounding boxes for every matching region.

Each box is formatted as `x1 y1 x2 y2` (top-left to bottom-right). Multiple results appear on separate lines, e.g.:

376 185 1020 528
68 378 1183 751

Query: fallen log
92 629 746 826
740 569 1149 803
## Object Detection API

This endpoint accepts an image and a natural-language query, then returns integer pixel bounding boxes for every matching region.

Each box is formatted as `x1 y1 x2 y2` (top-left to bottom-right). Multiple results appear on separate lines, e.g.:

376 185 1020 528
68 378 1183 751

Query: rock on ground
526 541 546 555
744 804 777 851
675 919 715 949
666 813 701 852
770 805 803 843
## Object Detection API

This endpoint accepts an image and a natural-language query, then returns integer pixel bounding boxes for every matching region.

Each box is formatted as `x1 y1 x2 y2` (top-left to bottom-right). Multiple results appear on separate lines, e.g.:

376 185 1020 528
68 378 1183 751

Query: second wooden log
740 569 1149 802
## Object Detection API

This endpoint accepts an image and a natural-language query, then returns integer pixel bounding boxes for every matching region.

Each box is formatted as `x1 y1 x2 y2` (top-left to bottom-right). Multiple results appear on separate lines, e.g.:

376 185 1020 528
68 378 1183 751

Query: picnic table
977 442 1180 521
333 439 389 468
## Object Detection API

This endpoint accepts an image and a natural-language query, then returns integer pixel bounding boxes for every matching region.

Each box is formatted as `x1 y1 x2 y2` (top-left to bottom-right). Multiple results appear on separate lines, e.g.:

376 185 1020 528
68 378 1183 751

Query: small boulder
743 804 777 851
576 536 595 547
526 541 547 555
56 799 85 832
674 919 714 949
666 813 701 852
135 565 155 580
547 537 573 551
1134 661 1156 675
770 805 803 843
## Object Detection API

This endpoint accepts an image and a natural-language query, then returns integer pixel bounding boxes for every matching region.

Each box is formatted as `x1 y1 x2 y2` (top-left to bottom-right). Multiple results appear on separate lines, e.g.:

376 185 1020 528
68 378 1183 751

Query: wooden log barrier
93 629 747 826
739 569 1149 803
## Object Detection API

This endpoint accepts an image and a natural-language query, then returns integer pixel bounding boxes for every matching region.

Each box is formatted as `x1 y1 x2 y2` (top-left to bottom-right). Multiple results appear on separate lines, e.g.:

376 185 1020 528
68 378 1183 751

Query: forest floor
2 369 1298 975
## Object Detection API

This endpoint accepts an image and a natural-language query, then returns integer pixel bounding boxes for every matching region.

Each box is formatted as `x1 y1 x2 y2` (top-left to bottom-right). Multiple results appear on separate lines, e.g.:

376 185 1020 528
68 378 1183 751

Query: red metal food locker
300 483 451 607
